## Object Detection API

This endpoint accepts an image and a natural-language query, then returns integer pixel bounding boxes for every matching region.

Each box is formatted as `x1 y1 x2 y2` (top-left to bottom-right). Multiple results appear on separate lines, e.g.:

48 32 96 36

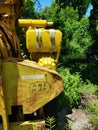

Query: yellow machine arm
0 0 63 130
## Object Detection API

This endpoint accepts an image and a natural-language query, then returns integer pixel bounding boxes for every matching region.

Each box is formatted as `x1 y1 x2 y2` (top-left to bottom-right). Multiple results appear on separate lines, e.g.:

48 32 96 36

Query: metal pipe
18 19 53 28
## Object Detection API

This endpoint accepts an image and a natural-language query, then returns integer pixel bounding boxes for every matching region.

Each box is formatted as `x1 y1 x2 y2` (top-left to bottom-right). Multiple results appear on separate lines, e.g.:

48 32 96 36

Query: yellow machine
0 0 63 130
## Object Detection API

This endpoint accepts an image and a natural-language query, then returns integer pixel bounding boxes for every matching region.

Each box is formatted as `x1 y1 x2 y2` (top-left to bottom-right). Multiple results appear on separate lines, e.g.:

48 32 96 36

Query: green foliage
21 0 37 18
84 0 92 7
57 67 98 109
56 0 89 18
57 67 98 127
65 123 71 130
60 6 79 22
40 2 60 28
86 103 98 128
96 25 98 30
59 6 79 34
78 80 98 95
45 116 55 130
80 61 98 86
58 68 81 109
62 17 94 61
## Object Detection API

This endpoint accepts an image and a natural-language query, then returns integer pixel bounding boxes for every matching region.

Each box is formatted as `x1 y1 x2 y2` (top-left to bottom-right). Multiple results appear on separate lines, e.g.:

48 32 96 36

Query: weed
88 103 98 128
45 116 55 130
65 123 71 130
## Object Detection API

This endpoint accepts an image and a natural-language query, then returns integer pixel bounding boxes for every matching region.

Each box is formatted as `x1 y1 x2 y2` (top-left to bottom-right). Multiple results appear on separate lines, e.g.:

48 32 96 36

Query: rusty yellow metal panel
1 58 63 115
10 120 45 130
0 60 9 130
0 95 9 130
1 60 19 114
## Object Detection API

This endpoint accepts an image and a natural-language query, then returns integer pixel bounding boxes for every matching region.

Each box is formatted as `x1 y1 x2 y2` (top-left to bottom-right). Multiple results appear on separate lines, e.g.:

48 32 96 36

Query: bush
57 67 98 110
58 68 82 109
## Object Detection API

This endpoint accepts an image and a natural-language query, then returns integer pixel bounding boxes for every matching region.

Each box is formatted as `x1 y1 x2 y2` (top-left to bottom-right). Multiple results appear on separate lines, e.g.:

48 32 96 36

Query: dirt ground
66 108 93 130
56 94 98 130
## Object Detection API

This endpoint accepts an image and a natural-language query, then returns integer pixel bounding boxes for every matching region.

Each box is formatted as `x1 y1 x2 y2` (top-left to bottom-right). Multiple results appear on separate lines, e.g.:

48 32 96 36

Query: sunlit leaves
58 68 81 108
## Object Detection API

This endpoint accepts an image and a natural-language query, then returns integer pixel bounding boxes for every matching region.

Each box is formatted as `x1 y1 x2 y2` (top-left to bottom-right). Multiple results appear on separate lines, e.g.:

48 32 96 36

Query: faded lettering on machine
22 74 45 80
